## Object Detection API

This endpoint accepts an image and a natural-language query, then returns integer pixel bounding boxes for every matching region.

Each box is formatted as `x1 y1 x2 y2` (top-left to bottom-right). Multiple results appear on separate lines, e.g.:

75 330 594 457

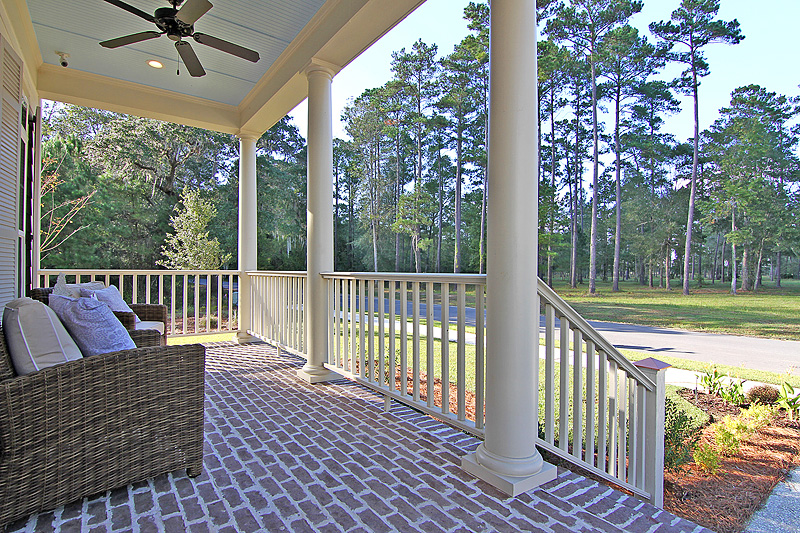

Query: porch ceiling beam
237 0 425 136
37 64 241 134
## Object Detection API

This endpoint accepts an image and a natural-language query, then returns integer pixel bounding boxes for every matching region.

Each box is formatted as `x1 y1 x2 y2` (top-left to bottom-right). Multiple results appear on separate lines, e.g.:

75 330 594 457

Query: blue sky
289 0 800 146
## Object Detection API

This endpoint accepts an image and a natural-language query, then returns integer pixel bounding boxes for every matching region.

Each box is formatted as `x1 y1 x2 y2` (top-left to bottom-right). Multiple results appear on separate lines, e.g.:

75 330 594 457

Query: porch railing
38 269 239 337
249 271 665 505
322 272 487 436
246 271 306 355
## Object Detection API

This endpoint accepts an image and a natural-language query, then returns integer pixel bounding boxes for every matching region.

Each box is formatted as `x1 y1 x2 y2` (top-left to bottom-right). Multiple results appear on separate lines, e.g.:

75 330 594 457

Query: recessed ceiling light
147 60 164 69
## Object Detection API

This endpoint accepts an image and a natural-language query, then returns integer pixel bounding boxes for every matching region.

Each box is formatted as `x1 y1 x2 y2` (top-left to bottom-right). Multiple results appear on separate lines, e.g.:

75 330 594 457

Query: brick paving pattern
4 341 710 532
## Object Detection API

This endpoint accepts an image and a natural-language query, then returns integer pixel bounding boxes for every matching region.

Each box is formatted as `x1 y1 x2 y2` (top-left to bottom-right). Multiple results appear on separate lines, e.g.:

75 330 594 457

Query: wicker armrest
0 343 205 525
130 303 168 324
113 310 137 329
129 329 162 347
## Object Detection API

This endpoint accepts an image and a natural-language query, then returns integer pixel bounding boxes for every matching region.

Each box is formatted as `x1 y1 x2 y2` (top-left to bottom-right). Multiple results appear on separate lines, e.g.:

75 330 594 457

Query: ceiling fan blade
175 41 206 77
101 0 155 23
175 0 213 25
193 33 259 63
100 31 162 48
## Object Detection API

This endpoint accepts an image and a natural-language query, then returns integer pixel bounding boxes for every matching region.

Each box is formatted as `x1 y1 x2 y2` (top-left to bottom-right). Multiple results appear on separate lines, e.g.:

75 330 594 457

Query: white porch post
237 134 258 343
461 0 556 495
297 60 339 383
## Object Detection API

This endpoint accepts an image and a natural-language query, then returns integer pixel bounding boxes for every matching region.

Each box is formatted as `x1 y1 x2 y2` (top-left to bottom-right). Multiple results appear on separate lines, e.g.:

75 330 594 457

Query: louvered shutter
0 35 22 309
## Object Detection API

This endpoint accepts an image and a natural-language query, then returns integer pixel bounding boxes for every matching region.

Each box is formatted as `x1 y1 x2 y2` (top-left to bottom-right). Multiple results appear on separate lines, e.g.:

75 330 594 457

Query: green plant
712 420 741 456
739 403 775 429
747 384 780 405
693 443 721 475
777 382 800 420
664 396 701 472
700 366 725 395
719 379 747 405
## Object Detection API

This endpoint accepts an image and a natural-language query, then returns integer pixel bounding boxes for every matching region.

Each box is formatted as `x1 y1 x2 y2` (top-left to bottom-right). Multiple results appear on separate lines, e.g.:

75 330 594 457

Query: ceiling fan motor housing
154 7 193 40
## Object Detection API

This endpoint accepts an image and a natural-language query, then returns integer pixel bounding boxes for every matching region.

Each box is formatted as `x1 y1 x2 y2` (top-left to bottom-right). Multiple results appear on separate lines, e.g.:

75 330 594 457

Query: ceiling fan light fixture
147 60 164 69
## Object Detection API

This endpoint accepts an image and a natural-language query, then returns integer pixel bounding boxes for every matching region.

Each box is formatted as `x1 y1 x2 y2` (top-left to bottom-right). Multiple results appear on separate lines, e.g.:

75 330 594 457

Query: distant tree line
43 0 800 294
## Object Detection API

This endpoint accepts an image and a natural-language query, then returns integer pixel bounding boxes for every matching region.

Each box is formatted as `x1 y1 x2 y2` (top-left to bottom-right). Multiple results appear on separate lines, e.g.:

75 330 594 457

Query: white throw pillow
2 297 83 376
52 272 106 298
48 295 136 357
80 285 140 323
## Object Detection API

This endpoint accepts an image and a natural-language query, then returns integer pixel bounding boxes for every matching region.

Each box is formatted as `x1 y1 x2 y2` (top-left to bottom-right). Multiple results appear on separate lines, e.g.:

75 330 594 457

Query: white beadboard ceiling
26 0 327 106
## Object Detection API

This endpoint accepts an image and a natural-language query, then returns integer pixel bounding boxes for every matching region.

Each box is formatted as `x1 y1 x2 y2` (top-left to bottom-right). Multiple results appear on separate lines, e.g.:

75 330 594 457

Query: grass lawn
552 278 800 341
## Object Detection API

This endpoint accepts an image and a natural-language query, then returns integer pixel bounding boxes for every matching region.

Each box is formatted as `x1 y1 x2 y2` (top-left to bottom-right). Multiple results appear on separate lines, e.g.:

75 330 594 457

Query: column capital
236 131 260 143
303 58 339 79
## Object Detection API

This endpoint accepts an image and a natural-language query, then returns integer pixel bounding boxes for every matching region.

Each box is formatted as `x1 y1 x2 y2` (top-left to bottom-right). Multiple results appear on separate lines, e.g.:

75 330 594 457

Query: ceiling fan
99 0 260 77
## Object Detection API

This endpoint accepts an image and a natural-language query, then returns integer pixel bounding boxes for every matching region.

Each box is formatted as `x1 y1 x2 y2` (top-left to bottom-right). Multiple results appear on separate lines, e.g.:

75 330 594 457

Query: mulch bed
664 391 800 533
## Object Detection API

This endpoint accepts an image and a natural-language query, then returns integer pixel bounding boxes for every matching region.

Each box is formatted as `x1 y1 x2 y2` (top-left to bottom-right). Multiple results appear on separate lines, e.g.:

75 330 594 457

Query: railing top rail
538 281 655 390
246 271 308 277
322 272 487 284
40 269 239 276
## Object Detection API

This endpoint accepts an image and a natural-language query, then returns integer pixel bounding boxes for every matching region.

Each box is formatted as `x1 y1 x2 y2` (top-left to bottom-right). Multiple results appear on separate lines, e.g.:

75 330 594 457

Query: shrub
739 403 776 429
664 388 707 472
747 384 780 405
712 416 752 455
693 443 721 475
664 396 700 471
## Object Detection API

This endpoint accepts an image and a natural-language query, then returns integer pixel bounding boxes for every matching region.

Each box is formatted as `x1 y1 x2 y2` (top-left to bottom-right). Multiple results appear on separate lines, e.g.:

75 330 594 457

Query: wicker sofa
31 287 169 345
0 326 205 526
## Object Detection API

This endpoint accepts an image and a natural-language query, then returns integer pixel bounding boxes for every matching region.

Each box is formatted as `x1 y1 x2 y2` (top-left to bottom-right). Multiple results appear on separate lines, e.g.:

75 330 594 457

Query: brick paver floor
5 341 710 532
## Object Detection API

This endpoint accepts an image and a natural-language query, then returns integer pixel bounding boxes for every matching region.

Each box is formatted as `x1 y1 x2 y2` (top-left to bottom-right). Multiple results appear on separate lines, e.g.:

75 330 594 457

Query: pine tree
650 0 744 295
159 188 231 270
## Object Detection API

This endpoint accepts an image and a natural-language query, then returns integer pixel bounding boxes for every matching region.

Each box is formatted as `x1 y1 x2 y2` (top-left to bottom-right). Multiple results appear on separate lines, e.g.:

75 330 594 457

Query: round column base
462 444 557 496
296 364 341 384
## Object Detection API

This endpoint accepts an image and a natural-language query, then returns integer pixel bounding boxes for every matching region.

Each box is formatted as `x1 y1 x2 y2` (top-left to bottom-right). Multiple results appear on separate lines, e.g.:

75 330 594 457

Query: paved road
363 297 799 374
587 320 800 374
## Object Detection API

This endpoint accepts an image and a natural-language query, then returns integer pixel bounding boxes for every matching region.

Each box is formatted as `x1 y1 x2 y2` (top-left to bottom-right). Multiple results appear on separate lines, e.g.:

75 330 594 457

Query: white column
236 134 258 343
297 61 339 383
461 0 556 496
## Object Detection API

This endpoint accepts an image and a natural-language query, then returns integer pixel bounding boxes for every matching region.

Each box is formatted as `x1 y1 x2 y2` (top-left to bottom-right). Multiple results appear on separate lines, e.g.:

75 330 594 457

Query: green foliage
158 189 231 270
739 403 776 429
746 384 780 405
700 365 725 395
664 393 702 472
719 379 747 406
777 382 800 420
712 420 741 456
692 443 721 475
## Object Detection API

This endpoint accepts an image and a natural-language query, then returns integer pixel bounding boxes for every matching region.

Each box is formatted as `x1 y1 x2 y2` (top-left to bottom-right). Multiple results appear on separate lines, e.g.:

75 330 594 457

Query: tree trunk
589 57 599 295
683 49 700 296
741 246 750 292
731 208 737 294
454 116 463 274
613 86 622 292
547 87 557 288
711 233 720 284
665 246 671 290
479 115 488 275
776 251 782 288
436 141 443 273
754 240 764 292
395 128 401 272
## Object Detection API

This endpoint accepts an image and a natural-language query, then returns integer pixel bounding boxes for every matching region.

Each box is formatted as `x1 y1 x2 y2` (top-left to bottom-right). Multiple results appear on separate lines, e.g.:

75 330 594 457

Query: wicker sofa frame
0 326 205 526
31 287 169 345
